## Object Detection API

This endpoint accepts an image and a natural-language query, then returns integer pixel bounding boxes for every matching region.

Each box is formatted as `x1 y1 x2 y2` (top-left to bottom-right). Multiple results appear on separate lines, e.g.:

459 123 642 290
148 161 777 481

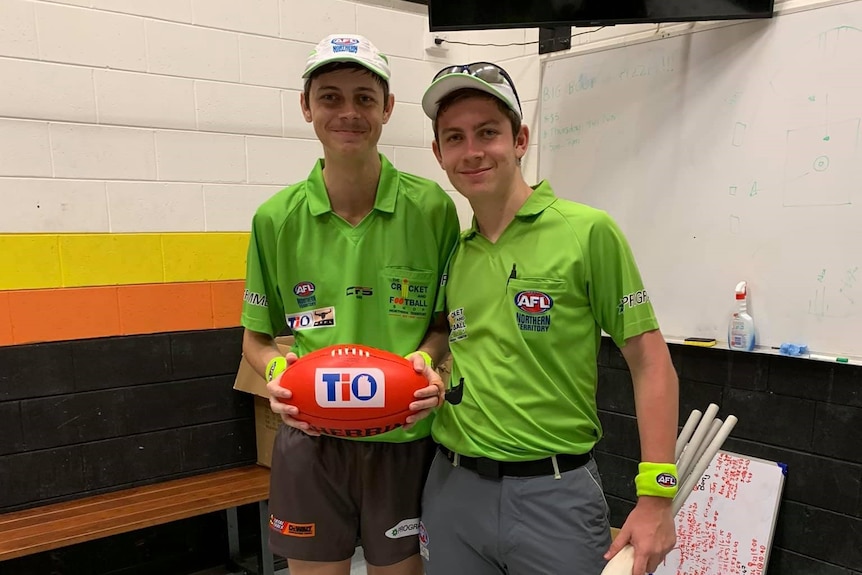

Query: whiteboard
539 1 862 357
657 451 786 575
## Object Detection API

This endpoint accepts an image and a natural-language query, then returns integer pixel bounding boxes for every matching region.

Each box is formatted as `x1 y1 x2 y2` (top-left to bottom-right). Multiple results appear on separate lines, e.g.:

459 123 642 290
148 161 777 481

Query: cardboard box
233 338 453 468
233 336 294 468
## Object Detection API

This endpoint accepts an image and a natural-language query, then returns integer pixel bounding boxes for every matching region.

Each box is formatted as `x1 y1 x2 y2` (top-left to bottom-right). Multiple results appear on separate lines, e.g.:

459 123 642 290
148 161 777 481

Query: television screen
428 0 775 31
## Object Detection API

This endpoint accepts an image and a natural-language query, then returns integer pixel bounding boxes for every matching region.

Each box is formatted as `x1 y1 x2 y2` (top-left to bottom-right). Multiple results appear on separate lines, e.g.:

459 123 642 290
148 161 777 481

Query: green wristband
635 462 679 498
265 356 287 383
407 351 433 368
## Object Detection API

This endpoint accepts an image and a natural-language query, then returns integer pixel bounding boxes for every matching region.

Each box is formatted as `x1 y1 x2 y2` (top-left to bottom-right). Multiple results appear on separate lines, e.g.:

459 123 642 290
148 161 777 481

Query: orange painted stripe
10 286 121 344
212 281 245 329
119 283 214 335
0 292 13 346
1 280 244 346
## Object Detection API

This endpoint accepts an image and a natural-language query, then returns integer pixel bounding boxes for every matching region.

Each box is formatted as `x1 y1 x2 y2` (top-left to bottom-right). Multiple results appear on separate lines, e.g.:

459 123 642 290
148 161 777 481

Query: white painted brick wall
106 182 205 232
0 0 38 59
0 179 109 232
239 35 309 90
93 0 192 23
203 184 284 231
195 81 283 137
0 59 96 122
0 0 556 232
35 3 147 71
0 119 52 178
50 124 157 180
279 0 358 43
145 20 240 83
246 136 322 185
154 131 247 184
191 0 280 37
94 70 197 130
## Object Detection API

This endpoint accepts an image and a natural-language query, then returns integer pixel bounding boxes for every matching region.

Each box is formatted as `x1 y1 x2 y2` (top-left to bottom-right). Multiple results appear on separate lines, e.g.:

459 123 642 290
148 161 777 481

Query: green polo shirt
433 180 658 460
242 154 460 443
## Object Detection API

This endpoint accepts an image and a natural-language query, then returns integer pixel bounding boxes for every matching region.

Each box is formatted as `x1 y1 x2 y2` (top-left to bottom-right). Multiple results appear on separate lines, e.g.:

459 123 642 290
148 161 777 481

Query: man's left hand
605 496 676 575
404 352 445 429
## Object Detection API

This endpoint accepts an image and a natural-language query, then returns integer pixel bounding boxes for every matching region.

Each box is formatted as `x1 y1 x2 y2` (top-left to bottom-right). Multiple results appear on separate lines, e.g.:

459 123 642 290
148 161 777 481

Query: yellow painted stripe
162 233 249 282
0 233 249 290
0 235 63 290
61 234 165 287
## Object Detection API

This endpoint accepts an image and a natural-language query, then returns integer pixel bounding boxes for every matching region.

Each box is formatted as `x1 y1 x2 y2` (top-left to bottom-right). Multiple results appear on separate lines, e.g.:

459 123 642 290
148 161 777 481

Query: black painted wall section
0 328 257 574
596 337 862 575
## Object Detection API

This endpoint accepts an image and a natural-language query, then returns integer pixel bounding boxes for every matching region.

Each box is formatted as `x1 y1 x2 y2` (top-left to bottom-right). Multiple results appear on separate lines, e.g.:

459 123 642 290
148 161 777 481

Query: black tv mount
538 26 573 55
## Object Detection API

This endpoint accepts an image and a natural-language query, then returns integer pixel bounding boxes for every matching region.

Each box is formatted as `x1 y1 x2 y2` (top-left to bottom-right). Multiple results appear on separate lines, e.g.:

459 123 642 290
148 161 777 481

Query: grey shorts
268 426 436 566
420 448 612 575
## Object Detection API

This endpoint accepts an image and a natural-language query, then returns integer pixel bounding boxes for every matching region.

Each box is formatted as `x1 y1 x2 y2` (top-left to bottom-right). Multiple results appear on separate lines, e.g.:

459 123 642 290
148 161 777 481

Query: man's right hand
265 352 321 437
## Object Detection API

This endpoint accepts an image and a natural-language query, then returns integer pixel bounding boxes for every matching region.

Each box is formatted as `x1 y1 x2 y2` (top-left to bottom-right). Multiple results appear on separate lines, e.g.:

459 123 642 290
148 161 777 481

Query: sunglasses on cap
432 62 522 111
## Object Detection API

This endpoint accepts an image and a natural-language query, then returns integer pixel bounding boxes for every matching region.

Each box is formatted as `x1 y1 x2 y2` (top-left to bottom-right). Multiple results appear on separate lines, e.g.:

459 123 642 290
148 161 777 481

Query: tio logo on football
315 368 386 408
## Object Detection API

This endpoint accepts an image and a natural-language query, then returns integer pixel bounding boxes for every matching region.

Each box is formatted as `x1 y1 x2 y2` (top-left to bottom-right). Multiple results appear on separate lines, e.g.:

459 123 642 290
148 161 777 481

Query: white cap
302 34 390 81
422 70 522 120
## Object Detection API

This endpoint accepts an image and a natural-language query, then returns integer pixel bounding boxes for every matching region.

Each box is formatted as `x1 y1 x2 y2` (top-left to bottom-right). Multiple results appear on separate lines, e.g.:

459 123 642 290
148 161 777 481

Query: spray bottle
728 281 756 351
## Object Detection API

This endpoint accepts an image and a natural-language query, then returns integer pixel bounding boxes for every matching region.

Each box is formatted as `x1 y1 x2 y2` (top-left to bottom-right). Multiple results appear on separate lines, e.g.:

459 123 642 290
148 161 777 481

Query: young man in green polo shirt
418 64 680 575
240 35 459 575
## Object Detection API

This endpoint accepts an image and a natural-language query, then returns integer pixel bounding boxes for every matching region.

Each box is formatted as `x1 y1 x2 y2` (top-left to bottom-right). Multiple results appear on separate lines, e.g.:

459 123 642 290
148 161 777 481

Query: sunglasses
432 62 522 111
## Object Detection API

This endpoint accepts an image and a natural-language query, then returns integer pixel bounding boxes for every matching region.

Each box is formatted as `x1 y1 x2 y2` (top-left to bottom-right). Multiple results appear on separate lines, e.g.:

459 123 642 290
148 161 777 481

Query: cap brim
302 56 390 81
422 74 522 120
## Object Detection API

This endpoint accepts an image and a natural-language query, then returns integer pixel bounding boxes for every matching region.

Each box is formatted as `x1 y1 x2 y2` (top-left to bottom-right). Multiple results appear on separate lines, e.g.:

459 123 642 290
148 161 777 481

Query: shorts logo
419 521 429 560
294 281 317 309
385 518 420 539
315 368 385 408
514 291 552 333
286 306 335 331
270 515 315 538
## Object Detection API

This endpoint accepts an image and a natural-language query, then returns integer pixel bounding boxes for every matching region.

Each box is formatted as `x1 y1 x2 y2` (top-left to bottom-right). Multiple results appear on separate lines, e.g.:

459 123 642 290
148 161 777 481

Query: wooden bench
0 465 275 575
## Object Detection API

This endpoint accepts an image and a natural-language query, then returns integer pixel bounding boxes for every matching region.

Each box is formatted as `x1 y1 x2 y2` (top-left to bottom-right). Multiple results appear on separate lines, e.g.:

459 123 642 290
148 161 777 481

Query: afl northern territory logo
514 291 552 333
331 37 360 46
331 37 360 53
294 281 316 309
514 291 553 314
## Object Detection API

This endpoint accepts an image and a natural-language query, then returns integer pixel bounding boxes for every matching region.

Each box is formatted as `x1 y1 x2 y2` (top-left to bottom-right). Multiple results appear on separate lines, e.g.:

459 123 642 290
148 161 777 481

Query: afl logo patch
331 37 360 46
294 282 315 297
514 291 553 314
656 473 677 487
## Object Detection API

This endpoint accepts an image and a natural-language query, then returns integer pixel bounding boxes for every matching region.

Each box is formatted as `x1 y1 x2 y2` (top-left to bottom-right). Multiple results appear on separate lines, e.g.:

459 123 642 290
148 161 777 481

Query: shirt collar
463 180 557 241
306 153 399 216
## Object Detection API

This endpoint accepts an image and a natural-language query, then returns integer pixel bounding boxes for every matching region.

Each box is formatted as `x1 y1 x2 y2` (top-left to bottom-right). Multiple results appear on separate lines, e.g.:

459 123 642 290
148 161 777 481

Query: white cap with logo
302 34 391 81
422 63 522 120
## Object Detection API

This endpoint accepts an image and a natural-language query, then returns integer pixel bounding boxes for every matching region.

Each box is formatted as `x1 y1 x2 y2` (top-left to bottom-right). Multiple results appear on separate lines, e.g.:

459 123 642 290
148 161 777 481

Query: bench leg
259 500 276 575
227 506 241 563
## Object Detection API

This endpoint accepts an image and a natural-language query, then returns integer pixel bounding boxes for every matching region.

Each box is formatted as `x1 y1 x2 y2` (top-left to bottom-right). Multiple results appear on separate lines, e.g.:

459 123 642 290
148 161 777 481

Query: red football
276 344 427 438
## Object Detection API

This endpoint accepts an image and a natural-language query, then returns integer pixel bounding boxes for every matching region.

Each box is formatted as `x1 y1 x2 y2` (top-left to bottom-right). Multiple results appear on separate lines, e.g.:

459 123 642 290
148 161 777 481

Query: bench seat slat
0 466 270 562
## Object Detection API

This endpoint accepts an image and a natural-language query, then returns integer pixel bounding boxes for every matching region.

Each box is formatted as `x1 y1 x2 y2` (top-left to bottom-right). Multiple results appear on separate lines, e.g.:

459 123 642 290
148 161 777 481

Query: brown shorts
268 425 436 566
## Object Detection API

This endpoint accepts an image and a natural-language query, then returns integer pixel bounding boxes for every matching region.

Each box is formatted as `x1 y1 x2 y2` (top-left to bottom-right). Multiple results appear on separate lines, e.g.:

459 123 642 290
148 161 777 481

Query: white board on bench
655 450 786 575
